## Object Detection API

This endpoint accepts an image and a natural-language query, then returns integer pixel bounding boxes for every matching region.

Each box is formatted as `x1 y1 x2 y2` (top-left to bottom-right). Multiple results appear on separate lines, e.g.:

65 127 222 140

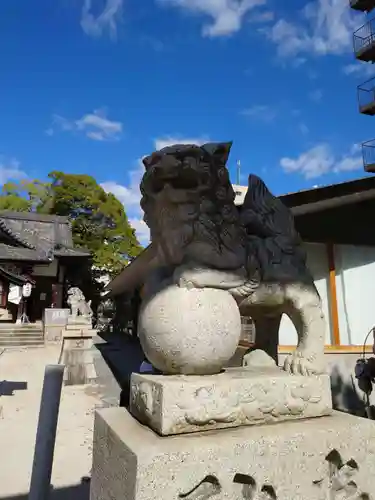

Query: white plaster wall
278 243 375 347
232 184 247 206
279 242 332 346
335 244 375 346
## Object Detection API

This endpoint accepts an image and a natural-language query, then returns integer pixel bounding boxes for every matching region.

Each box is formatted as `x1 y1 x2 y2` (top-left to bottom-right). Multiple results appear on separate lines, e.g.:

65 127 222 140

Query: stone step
0 322 42 330
0 331 44 347
0 339 44 347
0 328 43 335
0 332 43 339
0 338 43 344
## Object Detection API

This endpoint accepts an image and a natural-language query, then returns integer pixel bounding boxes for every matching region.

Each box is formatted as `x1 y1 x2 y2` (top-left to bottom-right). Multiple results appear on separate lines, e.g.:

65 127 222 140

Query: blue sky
0 0 373 243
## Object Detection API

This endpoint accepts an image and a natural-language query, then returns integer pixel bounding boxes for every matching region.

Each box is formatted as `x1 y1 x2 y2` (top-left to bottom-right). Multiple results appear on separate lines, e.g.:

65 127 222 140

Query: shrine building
0 211 91 323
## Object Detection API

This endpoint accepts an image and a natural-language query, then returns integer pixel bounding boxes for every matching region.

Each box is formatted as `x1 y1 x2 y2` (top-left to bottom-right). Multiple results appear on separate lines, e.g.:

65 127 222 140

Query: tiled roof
0 211 90 259
0 265 35 285
0 244 50 262
54 247 91 258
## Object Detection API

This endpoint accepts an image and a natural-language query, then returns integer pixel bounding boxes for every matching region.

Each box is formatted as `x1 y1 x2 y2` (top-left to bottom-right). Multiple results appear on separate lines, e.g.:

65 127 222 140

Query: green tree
44 171 142 275
0 180 49 212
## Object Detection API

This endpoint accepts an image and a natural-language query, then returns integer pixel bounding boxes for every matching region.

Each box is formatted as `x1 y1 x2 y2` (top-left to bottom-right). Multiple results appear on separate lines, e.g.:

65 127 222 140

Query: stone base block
90 408 375 500
62 340 97 385
63 327 96 338
0 308 12 321
44 325 64 343
63 337 93 350
66 322 92 329
129 367 332 435
68 315 91 325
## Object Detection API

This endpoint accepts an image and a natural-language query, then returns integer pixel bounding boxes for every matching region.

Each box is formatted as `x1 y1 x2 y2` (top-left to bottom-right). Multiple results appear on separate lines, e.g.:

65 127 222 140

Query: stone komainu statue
140 142 326 376
96 298 115 331
67 287 93 320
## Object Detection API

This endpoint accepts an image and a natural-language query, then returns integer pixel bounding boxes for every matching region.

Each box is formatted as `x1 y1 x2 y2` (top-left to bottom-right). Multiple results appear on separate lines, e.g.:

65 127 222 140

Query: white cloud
264 0 363 59
0 159 27 185
128 218 150 245
101 161 150 244
343 63 375 78
280 143 362 179
154 135 210 150
248 10 274 23
101 180 140 207
307 69 318 80
81 0 123 39
308 89 323 102
298 123 309 136
241 104 277 122
156 0 266 37
291 57 307 68
101 163 142 209
49 109 123 142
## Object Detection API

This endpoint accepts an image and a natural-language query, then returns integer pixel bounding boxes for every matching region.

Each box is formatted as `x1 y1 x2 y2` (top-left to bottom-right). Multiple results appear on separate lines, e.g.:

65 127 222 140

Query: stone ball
138 285 241 375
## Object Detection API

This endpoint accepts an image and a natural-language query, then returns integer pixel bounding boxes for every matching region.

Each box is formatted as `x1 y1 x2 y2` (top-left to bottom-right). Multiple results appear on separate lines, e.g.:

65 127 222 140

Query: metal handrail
358 75 375 90
362 139 375 170
354 18 375 53
357 77 375 110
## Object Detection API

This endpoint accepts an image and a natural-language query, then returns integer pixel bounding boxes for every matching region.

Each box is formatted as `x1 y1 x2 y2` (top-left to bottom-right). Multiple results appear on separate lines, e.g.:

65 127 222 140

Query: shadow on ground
94 330 144 407
0 380 27 396
330 365 368 417
1 479 90 500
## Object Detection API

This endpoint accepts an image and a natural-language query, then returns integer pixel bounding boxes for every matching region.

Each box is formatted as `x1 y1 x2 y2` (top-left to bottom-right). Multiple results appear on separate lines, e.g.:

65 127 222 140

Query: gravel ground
0 345 104 499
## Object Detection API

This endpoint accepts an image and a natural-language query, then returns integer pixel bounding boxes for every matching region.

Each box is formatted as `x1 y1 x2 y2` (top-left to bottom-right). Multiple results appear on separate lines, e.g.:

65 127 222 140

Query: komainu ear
142 152 163 170
201 142 233 164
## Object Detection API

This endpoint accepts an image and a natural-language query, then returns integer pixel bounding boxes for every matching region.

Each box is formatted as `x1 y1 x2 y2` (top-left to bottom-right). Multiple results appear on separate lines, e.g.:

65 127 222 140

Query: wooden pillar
326 243 340 346
0 279 7 308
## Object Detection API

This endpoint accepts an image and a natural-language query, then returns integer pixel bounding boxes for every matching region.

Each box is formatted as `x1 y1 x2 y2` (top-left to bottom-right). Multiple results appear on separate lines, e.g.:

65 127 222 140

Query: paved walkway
0 345 103 499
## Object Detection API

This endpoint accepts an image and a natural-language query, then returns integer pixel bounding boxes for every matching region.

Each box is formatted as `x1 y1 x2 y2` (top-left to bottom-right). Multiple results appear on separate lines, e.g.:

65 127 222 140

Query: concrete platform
90 408 375 500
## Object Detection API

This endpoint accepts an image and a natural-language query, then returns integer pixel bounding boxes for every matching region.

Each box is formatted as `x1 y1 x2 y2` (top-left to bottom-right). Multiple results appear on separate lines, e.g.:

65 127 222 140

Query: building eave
0 265 35 285
104 245 158 297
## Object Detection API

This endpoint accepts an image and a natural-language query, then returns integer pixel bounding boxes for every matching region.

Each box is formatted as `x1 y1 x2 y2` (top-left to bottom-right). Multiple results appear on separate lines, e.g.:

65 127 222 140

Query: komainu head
67 287 84 300
140 142 246 270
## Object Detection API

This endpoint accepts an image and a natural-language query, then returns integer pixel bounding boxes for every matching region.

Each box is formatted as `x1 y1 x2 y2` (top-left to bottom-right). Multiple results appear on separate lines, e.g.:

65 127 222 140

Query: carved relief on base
129 368 332 436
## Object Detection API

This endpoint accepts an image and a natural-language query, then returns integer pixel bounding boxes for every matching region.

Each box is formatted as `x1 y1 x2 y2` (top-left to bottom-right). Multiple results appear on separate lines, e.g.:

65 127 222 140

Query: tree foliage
0 173 142 276
44 171 142 274
0 180 49 212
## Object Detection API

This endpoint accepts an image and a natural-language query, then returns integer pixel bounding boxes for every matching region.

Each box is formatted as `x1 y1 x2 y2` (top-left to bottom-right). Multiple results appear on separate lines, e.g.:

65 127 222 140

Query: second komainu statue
137 141 326 377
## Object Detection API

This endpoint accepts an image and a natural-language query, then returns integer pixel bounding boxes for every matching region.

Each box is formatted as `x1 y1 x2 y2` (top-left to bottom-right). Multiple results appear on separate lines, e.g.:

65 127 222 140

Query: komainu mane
140 142 326 376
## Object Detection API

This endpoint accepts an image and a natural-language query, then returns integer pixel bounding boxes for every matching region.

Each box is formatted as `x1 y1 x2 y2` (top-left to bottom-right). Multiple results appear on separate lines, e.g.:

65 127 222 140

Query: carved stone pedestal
61 318 97 385
67 316 92 326
129 367 332 436
64 318 96 338
90 408 375 500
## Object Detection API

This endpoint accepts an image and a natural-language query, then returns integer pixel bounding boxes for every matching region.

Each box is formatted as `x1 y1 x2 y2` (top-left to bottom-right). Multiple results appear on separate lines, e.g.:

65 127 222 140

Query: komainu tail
240 174 299 243
240 174 312 284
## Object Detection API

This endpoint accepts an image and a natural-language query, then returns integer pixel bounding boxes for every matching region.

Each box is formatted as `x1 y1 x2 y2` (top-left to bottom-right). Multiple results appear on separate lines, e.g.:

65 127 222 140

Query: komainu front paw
283 350 325 377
